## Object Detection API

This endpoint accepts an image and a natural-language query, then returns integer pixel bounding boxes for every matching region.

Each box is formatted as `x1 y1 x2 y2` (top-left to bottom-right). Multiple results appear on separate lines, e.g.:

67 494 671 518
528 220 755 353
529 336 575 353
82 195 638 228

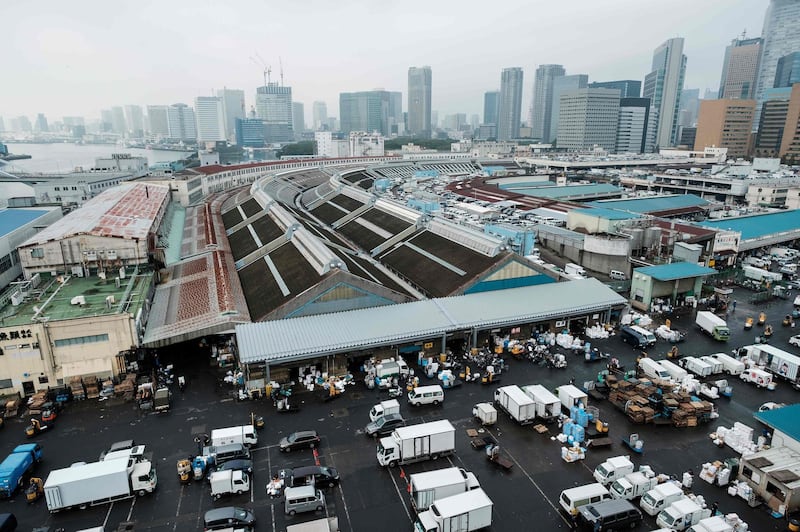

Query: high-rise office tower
589 80 642 98
339 90 394 135
678 88 700 127
217 88 245 143
780 84 800 160
754 87 792 157
0 117 4 132
530 64 565 141
694 99 756 158
124 105 145 138
408 66 432 138
146 105 170 137
388 92 403 135
775 52 800 88
549 74 588 142
644 37 687 147
100 110 113 132
755 0 800 107
34 113 48 133
292 102 305 136
312 101 328 130
498 67 524 141
194 96 226 143
256 83 293 142
110 107 127 136
557 88 620 152
483 91 500 126
718 37 762 99
235 118 266 148
616 98 652 154
167 103 197 141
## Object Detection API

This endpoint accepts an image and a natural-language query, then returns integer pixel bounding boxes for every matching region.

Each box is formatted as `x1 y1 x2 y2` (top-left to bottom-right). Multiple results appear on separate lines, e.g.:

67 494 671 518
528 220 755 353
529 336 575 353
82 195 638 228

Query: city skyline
2 0 767 121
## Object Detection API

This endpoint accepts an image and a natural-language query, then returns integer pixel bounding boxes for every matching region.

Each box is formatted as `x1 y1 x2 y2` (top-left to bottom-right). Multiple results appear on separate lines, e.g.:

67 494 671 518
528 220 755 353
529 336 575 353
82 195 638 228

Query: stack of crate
84 376 100 399
114 374 137 400
70 377 85 400
27 391 49 416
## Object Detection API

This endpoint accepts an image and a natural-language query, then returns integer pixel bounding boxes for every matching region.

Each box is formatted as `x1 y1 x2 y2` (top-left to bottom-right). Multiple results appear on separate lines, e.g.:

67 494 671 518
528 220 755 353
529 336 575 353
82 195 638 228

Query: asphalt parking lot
1 285 798 531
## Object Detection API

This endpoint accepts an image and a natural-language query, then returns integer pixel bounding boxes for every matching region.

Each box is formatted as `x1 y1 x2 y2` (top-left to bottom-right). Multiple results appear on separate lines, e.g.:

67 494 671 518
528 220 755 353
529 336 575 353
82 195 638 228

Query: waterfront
0 142 192 174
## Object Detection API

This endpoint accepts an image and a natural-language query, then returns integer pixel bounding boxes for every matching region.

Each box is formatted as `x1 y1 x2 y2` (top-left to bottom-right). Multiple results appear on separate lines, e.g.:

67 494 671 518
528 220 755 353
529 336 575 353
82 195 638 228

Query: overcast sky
2 0 767 124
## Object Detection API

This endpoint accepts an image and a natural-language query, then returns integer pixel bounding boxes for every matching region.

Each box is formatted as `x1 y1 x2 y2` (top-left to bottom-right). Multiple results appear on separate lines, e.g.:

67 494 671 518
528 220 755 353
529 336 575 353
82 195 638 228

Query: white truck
210 426 258 448
102 445 147 463
376 358 410 379
658 359 688 381
409 467 480 511
739 344 800 384
700 356 723 375
44 458 157 512
609 471 658 500
687 516 734 532
740 367 773 388
369 399 400 422
639 358 672 381
706 352 744 376
557 384 588 411
656 499 712 531
377 420 455 468
415 488 493 532
640 481 686 516
770 247 798 259
742 265 782 283
594 456 634 485
695 311 730 341
681 356 714 378
209 469 250 500
565 263 587 278
521 384 560 422
494 385 537 425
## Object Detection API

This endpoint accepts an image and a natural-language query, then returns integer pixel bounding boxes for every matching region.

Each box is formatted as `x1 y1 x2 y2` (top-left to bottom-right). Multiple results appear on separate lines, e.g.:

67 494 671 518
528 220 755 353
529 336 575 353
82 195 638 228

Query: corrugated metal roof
698 210 800 241
236 278 626 364
589 194 708 213
754 404 800 444
635 263 716 281
0 208 52 238
504 183 621 198
573 207 640 221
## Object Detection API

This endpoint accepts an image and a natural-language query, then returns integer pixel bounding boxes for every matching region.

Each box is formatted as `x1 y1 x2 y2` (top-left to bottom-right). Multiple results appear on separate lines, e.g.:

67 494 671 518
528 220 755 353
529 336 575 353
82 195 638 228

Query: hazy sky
2 0 767 124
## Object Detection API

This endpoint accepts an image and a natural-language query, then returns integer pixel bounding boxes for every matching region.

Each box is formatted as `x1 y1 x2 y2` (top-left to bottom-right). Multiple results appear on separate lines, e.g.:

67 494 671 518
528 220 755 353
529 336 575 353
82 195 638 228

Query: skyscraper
34 113 48 133
775 52 800 88
408 66 432 138
498 67 524 141
312 101 328 130
549 74 588 143
718 37 762 99
388 92 403 135
292 102 305 136
124 105 145 138
100 110 113 132
557 88 620 152
483 91 500 126
110 107 127 136
256 83 293 142
643 37 687 148
754 0 800 105
167 103 197 141
339 91 393 135
754 87 792 157
616 98 652 154
146 105 170 138
217 88 245 143
235 117 266 148
779 83 800 161
678 88 701 127
694 99 756 158
194 96 226 143
530 64 565 141
589 80 642 98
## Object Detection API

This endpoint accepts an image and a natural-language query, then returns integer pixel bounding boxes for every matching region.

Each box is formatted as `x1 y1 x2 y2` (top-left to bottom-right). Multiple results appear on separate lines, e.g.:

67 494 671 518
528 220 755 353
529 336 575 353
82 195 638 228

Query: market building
629 262 716 311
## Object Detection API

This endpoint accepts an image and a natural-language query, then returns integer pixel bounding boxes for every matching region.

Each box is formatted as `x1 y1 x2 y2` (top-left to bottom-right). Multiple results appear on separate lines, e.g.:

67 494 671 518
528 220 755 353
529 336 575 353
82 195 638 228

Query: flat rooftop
0 271 152 326
588 194 709 214
698 210 800 241
0 208 55 238
635 262 716 281
501 183 621 200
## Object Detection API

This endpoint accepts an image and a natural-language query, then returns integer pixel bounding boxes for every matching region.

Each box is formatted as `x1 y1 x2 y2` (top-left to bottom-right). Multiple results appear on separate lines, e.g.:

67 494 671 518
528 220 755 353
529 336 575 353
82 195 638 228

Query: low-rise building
630 262 716 311
0 207 62 292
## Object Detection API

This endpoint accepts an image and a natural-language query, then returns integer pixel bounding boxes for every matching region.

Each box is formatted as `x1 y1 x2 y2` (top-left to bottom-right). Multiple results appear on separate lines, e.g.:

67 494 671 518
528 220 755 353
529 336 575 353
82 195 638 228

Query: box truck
695 311 730 341
409 467 480 511
658 359 688 381
740 367 773 388
415 488 493 532
557 384 588 411
377 420 455 468
610 471 659 500
493 385 537 425
594 456 634 485
700 356 723 375
681 357 714 378
44 458 157 512
640 481 686 516
739 344 800 384
706 352 744 376
656 499 711 530
687 516 734 532
521 384 560 422
742 265 782 282
565 263 587 278
209 469 250 500
369 399 400 422
210 426 258 448
153 387 171 413
639 359 672 381
0 444 42 498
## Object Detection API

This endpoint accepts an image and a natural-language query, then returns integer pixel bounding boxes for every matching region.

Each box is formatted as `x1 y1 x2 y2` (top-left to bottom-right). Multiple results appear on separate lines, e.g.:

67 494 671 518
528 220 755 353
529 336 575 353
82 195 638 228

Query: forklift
25 477 44 503
25 418 50 438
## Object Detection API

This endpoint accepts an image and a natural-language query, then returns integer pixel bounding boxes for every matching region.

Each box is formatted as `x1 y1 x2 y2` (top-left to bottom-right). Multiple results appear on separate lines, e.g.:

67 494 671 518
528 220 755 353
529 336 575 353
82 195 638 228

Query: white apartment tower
194 96 226 143
217 88 245 143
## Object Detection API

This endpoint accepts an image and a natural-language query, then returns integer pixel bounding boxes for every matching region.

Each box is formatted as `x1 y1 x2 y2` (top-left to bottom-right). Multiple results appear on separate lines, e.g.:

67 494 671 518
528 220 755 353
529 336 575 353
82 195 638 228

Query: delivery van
559 483 612 516
408 385 444 406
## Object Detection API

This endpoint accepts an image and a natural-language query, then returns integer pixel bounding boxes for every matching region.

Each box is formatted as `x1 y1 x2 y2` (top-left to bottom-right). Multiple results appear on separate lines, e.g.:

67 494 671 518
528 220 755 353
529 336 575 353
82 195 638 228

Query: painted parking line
387 465 415 525
325 449 354 532
173 484 186 531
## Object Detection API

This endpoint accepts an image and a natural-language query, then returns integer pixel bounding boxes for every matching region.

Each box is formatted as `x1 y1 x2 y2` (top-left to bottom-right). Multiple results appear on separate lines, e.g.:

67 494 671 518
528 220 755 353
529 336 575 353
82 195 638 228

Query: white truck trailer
377 420 455 468
658 359 688 381
695 311 730 341
681 357 714 378
415 488 493 532
521 384 560 422
706 352 744 376
493 385 537 425
557 384 588 411
44 458 157 512
742 265 782 282
369 399 400 422
656 499 712 530
739 344 800 384
409 467 480 511
210 426 258 448
609 471 658 500
209 469 250 500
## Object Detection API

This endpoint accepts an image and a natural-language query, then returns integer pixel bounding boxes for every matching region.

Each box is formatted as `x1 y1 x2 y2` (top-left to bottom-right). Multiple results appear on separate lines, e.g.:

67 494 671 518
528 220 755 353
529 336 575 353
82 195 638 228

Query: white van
609 270 627 281
559 483 612 516
407 385 444 406
284 485 326 516
706 352 744 376
639 358 671 381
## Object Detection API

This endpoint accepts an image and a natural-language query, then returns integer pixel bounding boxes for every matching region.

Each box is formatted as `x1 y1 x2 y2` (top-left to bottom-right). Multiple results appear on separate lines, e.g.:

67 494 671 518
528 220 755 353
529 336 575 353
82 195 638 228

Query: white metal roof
393 420 454 440
410 467 465 490
236 278 626 364
430 488 492 516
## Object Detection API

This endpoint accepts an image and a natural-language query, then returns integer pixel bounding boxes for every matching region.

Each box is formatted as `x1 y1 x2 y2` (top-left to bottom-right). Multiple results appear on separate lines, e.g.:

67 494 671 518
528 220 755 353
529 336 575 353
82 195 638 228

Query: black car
279 430 321 452
278 465 340 488
365 413 405 438
212 459 253 475
203 506 256 531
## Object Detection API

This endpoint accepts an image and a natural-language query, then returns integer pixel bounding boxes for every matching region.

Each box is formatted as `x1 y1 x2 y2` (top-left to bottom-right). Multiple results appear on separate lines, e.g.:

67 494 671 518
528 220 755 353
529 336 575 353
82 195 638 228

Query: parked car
789 334 800 348
279 431 321 452
213 459 253 475
203 506 256 531
365 413 405 438
278 465 340 488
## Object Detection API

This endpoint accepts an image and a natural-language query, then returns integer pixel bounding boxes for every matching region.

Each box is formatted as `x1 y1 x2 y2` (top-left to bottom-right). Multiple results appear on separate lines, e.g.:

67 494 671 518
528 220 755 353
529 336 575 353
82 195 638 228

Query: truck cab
594 456 634 485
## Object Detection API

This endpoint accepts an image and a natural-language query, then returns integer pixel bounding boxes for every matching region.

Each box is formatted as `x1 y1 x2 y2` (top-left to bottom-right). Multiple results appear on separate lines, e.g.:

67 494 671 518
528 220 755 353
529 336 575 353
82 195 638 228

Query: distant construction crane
249 54 272 86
